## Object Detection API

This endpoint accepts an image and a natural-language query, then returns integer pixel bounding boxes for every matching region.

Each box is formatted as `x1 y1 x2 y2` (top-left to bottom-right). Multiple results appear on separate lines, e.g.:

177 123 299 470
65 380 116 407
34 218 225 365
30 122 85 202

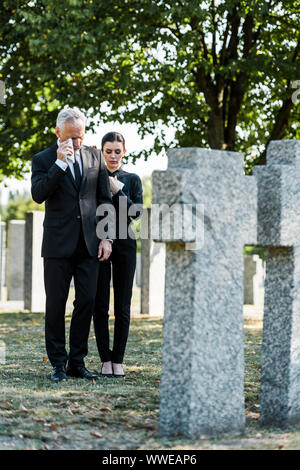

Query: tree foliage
1 190 44 223
0 0 299 179
141 176 152 209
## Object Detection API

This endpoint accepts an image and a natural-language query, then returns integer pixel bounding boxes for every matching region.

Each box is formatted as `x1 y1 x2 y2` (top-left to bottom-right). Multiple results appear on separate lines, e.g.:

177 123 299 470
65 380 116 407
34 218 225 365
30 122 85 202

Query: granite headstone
24 211 46 312
6 220 25 301
253 139 300 426
153 147 257 437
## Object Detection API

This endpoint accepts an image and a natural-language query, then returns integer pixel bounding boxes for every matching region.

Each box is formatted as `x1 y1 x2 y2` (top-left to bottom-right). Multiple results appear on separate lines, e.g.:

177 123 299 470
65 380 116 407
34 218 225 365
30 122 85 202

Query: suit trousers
44 226 99 367
93 239 136 364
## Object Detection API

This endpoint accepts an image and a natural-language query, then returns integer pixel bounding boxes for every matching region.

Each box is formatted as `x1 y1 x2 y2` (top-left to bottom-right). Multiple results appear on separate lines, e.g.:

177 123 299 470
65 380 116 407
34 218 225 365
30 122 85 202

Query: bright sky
0 121 172 206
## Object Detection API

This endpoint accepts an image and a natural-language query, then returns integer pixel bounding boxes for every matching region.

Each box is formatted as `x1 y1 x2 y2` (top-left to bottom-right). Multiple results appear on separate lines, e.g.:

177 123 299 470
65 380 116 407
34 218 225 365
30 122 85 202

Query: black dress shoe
51 365 67 382
66 365 100 380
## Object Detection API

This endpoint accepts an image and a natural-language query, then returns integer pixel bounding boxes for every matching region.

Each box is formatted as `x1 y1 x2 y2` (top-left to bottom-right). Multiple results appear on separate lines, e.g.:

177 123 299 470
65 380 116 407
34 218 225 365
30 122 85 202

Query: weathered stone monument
153 147 257 437
149 239 165 317
0 219 6 301
135 252 141 287
244 254 265 306
6 219 25 301
140 209 151 314
24 211 46 312
140 208 166 316
253 140 300 427
252 255 265 306
244 255 257 305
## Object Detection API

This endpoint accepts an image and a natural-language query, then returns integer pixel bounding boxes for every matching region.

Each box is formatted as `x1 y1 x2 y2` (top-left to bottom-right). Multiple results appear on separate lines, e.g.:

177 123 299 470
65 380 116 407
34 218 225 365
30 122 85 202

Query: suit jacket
31 143 113 258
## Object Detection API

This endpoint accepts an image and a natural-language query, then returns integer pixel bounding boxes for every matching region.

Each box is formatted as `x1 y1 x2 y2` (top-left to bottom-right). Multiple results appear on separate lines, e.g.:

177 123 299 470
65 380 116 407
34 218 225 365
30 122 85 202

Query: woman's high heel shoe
112 363 125 377
101 361 113 377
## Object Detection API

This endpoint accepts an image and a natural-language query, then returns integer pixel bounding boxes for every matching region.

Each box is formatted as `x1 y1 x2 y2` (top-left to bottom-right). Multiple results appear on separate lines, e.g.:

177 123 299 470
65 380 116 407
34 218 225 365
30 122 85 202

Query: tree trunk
257 97 294 166
207 108 226 149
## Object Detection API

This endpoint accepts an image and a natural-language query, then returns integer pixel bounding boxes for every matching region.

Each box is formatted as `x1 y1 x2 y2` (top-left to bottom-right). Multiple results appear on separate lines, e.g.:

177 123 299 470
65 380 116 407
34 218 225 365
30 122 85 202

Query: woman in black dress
93 132 143 377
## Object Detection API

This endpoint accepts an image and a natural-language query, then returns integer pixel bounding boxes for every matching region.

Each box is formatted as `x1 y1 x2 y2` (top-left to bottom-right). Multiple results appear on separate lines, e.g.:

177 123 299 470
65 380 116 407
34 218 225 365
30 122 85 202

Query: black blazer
31 143 113 258
108 168 143 242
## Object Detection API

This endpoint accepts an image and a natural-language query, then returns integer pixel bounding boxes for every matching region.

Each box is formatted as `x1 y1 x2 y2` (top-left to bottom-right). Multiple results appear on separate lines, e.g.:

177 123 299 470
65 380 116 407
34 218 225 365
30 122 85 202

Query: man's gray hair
56 107 86 129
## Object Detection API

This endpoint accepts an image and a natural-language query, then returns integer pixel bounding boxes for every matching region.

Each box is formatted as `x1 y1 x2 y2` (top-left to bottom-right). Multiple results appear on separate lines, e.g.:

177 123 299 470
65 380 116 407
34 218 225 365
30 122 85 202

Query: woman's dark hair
101 132 125 150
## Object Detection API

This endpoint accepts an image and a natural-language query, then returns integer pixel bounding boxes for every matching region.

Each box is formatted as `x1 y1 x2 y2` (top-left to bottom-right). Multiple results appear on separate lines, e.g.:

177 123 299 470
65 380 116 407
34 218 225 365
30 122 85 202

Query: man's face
55 119 85 151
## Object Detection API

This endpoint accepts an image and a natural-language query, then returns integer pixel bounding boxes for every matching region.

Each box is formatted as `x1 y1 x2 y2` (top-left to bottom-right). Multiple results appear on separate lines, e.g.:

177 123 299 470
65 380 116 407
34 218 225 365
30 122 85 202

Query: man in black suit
31 107 113 382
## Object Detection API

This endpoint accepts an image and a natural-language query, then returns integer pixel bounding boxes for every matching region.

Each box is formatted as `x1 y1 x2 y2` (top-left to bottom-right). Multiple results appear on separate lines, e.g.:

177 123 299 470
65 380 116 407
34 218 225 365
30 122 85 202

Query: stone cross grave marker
152 147 257 437
253 140 300 427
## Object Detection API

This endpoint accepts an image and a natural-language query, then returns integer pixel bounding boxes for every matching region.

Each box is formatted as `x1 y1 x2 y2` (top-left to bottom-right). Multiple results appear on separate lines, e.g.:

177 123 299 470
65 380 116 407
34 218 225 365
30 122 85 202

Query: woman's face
102 140 126 172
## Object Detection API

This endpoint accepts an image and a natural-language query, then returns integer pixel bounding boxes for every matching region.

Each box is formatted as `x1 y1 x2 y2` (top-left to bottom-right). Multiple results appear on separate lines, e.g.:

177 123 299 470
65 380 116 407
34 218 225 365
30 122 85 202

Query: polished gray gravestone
253 139 300 427
152 147 257 437
6 220 25 301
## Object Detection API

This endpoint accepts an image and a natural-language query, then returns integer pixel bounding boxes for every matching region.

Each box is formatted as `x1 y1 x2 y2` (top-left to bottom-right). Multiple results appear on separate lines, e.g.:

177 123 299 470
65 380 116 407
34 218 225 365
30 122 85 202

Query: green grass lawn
0 311 300 450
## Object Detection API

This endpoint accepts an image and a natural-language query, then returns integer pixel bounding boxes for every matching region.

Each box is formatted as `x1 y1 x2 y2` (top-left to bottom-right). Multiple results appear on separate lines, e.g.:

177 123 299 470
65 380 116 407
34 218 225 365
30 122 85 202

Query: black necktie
73 156 82 190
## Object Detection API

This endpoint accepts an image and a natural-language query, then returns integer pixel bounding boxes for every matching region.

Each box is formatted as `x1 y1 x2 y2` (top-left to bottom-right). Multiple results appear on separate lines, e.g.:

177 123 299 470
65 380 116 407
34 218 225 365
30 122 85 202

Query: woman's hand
109 176 120 195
